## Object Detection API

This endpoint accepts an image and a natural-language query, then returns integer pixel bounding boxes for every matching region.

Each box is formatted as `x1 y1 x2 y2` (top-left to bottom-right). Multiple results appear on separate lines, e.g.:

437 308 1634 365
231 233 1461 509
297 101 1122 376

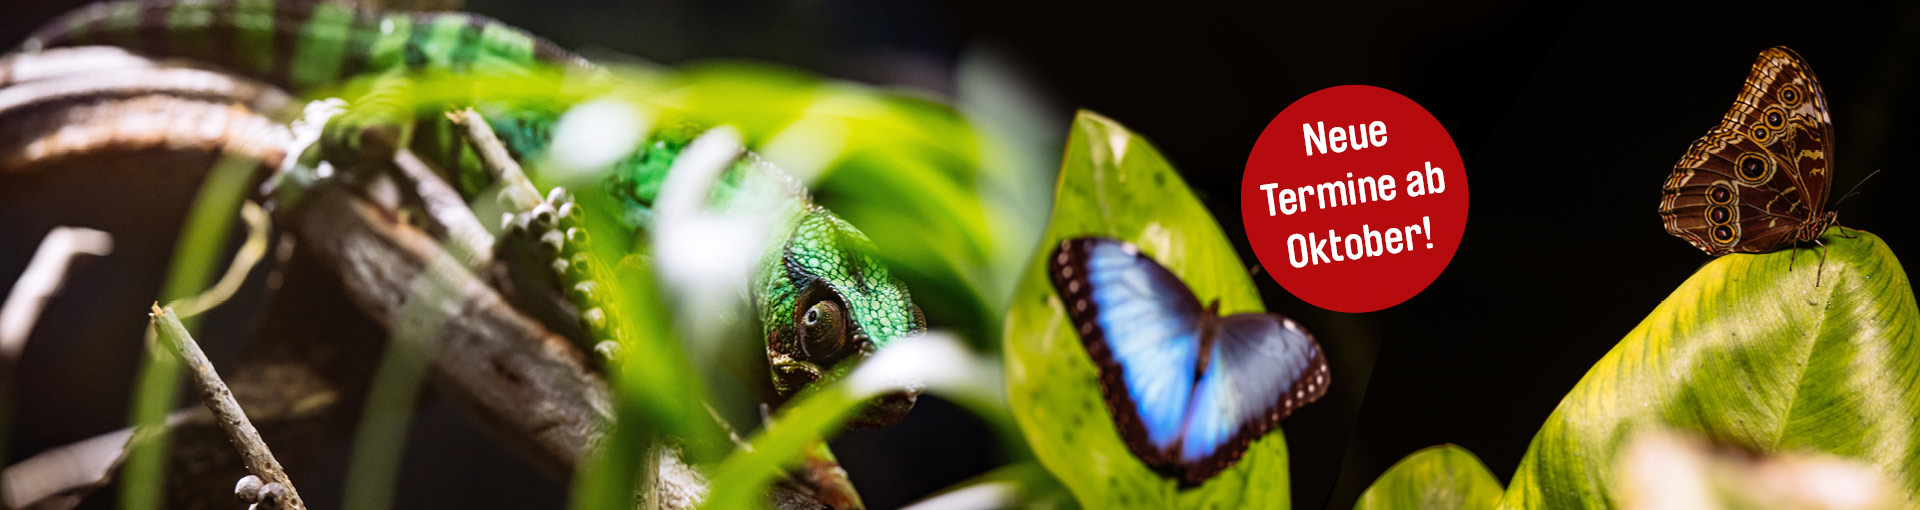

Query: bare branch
286 178 838 509
283 183 612 475
149 305 307 510
390 148 496 269
448 108 542 212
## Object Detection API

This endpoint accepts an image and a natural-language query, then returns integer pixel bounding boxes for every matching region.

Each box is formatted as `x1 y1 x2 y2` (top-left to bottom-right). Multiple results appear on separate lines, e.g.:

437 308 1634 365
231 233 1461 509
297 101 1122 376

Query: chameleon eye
801 300 847 360
910 304 928 331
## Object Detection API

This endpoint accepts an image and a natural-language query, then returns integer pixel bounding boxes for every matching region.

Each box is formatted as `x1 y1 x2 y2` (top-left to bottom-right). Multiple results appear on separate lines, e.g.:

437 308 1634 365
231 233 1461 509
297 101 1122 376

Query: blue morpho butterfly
1048 236 1329 485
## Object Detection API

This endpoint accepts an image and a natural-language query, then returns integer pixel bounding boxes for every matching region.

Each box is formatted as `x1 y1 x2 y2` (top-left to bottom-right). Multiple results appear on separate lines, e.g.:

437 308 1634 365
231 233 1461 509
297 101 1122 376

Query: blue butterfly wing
1049 238 1205 460
1178 314 1328 480
1048 236 1330 485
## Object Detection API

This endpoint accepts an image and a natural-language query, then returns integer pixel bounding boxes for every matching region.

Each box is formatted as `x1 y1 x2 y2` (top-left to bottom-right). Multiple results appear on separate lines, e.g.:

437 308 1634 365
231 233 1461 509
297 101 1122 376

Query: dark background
5 1 1920 509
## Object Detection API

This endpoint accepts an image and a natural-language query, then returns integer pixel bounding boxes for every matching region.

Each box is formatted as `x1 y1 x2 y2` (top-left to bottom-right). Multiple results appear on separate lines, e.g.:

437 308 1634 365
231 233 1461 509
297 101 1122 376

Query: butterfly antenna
1833 169 1882 207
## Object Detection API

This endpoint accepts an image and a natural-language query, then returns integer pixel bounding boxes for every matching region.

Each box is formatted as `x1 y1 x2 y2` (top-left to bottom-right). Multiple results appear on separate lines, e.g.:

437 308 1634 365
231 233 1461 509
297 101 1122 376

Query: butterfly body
1047 236 1328 486
1661 47 1839 256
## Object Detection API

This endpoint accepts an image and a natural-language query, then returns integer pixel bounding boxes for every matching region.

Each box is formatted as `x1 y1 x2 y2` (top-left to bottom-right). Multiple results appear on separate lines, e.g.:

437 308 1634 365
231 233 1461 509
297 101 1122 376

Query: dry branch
149 305 307 510
448 108 542 212
285 176 834 509
282 183 613 476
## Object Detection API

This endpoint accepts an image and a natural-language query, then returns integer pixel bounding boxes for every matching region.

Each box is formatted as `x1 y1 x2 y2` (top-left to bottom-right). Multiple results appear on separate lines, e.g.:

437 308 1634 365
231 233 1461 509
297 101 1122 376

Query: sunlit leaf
1499 230 1920 509
1004 111 1289 509
1354 445 1502 510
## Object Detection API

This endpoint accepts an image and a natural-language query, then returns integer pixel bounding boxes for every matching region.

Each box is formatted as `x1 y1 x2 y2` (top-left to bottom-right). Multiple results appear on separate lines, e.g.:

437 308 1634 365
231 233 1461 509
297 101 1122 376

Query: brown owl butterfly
1660 47 1840 258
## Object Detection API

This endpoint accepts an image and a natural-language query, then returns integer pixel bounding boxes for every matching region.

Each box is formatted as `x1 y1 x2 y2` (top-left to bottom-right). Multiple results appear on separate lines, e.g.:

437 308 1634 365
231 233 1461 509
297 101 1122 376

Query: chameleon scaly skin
19 0 926 424
23 0 580 92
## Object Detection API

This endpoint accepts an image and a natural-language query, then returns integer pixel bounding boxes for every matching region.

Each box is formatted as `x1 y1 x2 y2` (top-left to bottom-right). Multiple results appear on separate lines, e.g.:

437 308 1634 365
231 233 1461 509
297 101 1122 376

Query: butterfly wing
1661 46 1835 255
1048 237 1205 473
1176 313 1328 484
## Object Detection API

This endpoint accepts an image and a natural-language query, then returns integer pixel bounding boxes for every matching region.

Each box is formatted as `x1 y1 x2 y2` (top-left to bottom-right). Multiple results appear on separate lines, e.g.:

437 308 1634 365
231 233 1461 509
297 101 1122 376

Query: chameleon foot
496 185 627 360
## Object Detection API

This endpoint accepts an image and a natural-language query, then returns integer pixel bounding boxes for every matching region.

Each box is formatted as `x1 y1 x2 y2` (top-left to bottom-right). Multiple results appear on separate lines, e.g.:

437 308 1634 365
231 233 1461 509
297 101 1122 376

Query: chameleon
16 0 926 426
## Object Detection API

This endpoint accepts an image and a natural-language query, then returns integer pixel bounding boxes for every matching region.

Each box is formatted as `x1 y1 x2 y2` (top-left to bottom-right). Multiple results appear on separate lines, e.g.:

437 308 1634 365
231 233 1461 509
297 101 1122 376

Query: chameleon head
764 210 926 428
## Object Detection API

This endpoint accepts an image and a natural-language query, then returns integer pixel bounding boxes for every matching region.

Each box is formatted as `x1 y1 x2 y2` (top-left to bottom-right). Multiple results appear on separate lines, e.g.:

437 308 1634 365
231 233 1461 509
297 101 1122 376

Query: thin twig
448 108 543 212
148 305 307 510
705 402 752 450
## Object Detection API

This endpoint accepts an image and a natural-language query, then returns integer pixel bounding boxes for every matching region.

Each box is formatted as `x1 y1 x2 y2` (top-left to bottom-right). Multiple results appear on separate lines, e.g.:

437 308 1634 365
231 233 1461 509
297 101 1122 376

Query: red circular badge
1242 85 1468 313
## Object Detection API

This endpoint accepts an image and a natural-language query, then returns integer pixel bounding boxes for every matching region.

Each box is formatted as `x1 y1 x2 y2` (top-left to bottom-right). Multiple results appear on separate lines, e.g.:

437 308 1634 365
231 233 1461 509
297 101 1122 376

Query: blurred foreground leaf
655 62 1046 348
1614 428 1905 510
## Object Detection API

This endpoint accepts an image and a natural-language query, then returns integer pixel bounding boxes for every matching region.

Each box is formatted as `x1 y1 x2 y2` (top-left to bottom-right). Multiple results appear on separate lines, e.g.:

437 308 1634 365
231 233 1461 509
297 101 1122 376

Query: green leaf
1354 445 1502 510
1499 229 1920 509
1004 111 1288 509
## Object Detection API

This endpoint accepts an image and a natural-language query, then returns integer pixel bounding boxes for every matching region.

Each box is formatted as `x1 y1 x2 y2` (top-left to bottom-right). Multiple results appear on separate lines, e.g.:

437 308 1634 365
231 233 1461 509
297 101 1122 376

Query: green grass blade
341 248 473 510
702 334 994 510
570 183 723 510
122 153 259 510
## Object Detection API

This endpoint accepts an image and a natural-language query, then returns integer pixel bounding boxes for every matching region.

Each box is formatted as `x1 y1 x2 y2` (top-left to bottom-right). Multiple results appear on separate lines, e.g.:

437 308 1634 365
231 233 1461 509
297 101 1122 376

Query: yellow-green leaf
1354 445 1502 510
1499 229 1920 509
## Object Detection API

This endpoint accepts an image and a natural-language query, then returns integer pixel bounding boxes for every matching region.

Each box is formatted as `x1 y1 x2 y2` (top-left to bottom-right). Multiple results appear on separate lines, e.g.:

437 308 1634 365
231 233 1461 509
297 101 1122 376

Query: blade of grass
342 246 467 510
704 334 989 510
571 184 719 510
122 152 260 510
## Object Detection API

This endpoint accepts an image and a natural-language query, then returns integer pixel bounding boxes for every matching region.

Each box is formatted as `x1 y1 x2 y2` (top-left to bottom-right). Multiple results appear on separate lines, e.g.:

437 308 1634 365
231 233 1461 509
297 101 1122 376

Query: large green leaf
1500 230 1920 509
1354 445 1502 510
1004 111 1289 509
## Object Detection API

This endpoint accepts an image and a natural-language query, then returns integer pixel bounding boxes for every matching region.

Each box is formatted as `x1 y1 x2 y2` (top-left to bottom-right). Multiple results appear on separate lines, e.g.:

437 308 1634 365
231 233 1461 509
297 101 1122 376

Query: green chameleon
20 0 925 425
